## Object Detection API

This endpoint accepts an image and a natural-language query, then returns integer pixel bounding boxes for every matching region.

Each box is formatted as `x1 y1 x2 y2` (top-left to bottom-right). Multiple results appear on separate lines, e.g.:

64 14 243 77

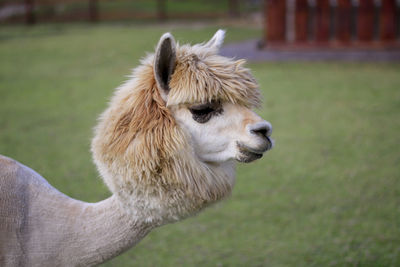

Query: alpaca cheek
171 108 235 162
191 122 232 159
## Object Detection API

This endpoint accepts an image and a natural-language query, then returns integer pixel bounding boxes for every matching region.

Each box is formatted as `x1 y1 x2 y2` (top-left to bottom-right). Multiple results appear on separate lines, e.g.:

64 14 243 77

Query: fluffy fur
91 33 262 224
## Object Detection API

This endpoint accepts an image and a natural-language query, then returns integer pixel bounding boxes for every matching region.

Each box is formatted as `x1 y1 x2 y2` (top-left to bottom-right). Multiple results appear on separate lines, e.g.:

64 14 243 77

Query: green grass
1 24 399 266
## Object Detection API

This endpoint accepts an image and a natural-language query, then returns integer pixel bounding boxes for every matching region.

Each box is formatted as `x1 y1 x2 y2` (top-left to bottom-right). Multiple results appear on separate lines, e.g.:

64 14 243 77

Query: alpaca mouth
237 149 263 163
236 138 273 163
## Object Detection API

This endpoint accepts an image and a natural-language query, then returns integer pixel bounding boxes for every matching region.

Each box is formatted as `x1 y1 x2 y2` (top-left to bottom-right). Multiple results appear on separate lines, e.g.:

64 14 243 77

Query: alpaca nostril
249 122 271 138
251 127 267 137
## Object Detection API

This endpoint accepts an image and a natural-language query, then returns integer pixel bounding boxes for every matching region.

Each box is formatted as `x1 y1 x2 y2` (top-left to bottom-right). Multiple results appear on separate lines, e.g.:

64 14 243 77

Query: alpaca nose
249 121 272 138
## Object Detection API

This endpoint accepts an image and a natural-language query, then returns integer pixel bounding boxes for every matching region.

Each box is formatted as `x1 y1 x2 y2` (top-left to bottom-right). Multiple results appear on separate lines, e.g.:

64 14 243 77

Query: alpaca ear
204 29 225 51
154 32 176 102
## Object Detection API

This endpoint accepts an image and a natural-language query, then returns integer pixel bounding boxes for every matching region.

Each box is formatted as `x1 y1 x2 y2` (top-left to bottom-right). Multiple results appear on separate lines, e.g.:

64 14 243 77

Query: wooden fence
5 0 170 24
264 0 400 46
0 0 252 24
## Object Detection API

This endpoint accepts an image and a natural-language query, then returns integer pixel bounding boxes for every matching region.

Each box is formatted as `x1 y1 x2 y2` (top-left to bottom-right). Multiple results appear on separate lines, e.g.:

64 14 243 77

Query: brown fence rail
265 0 400 46
0 0 261 24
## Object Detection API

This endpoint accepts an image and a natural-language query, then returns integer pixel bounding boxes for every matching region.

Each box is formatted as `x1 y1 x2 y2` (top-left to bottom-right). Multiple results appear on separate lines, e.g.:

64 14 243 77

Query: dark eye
189 100 222 123
190 106 215 116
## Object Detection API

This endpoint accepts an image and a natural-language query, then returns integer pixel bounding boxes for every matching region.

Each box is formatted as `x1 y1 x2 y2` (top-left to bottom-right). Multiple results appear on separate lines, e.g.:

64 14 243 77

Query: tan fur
168 45 261 108
91 37 262 223
241 109 259 130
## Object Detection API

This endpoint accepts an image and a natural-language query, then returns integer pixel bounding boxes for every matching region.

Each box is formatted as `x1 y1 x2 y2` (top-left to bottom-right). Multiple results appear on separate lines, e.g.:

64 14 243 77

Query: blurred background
1 0 400 266
0 0 261 23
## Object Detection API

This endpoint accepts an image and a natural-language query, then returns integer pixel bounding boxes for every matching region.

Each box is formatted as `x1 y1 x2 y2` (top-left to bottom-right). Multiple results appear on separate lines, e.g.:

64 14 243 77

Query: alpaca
0 30 273 266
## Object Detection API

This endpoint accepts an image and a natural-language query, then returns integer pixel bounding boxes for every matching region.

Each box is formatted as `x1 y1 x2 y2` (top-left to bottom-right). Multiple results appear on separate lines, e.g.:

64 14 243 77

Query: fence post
380 0 397 41
357 0 375 41
336 0 352 43
89 0 98 22
157 0 167 21
25 0 35 24
265 0 287 42
315 0 331 42
295 0 309 42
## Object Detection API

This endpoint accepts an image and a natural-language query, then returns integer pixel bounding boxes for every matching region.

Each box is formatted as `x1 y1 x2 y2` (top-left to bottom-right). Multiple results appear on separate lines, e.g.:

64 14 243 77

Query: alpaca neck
19 170 154 266
55 196 153 266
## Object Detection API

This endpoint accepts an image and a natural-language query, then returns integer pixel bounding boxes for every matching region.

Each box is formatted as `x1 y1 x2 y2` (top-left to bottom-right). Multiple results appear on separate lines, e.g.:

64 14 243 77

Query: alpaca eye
190 106 215 116
189 100 222 123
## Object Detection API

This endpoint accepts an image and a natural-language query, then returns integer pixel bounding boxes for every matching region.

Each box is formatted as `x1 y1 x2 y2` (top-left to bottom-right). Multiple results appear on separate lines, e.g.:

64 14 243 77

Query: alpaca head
155 30 273 164
91 30 273 224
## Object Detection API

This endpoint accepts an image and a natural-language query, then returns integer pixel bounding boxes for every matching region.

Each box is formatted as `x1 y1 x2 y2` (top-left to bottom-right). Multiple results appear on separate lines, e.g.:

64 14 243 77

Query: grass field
1 24 400 266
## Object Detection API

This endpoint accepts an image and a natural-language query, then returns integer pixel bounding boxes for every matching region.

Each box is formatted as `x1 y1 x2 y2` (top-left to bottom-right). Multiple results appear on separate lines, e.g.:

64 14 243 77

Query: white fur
204 29 226 51
172 103 272 163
